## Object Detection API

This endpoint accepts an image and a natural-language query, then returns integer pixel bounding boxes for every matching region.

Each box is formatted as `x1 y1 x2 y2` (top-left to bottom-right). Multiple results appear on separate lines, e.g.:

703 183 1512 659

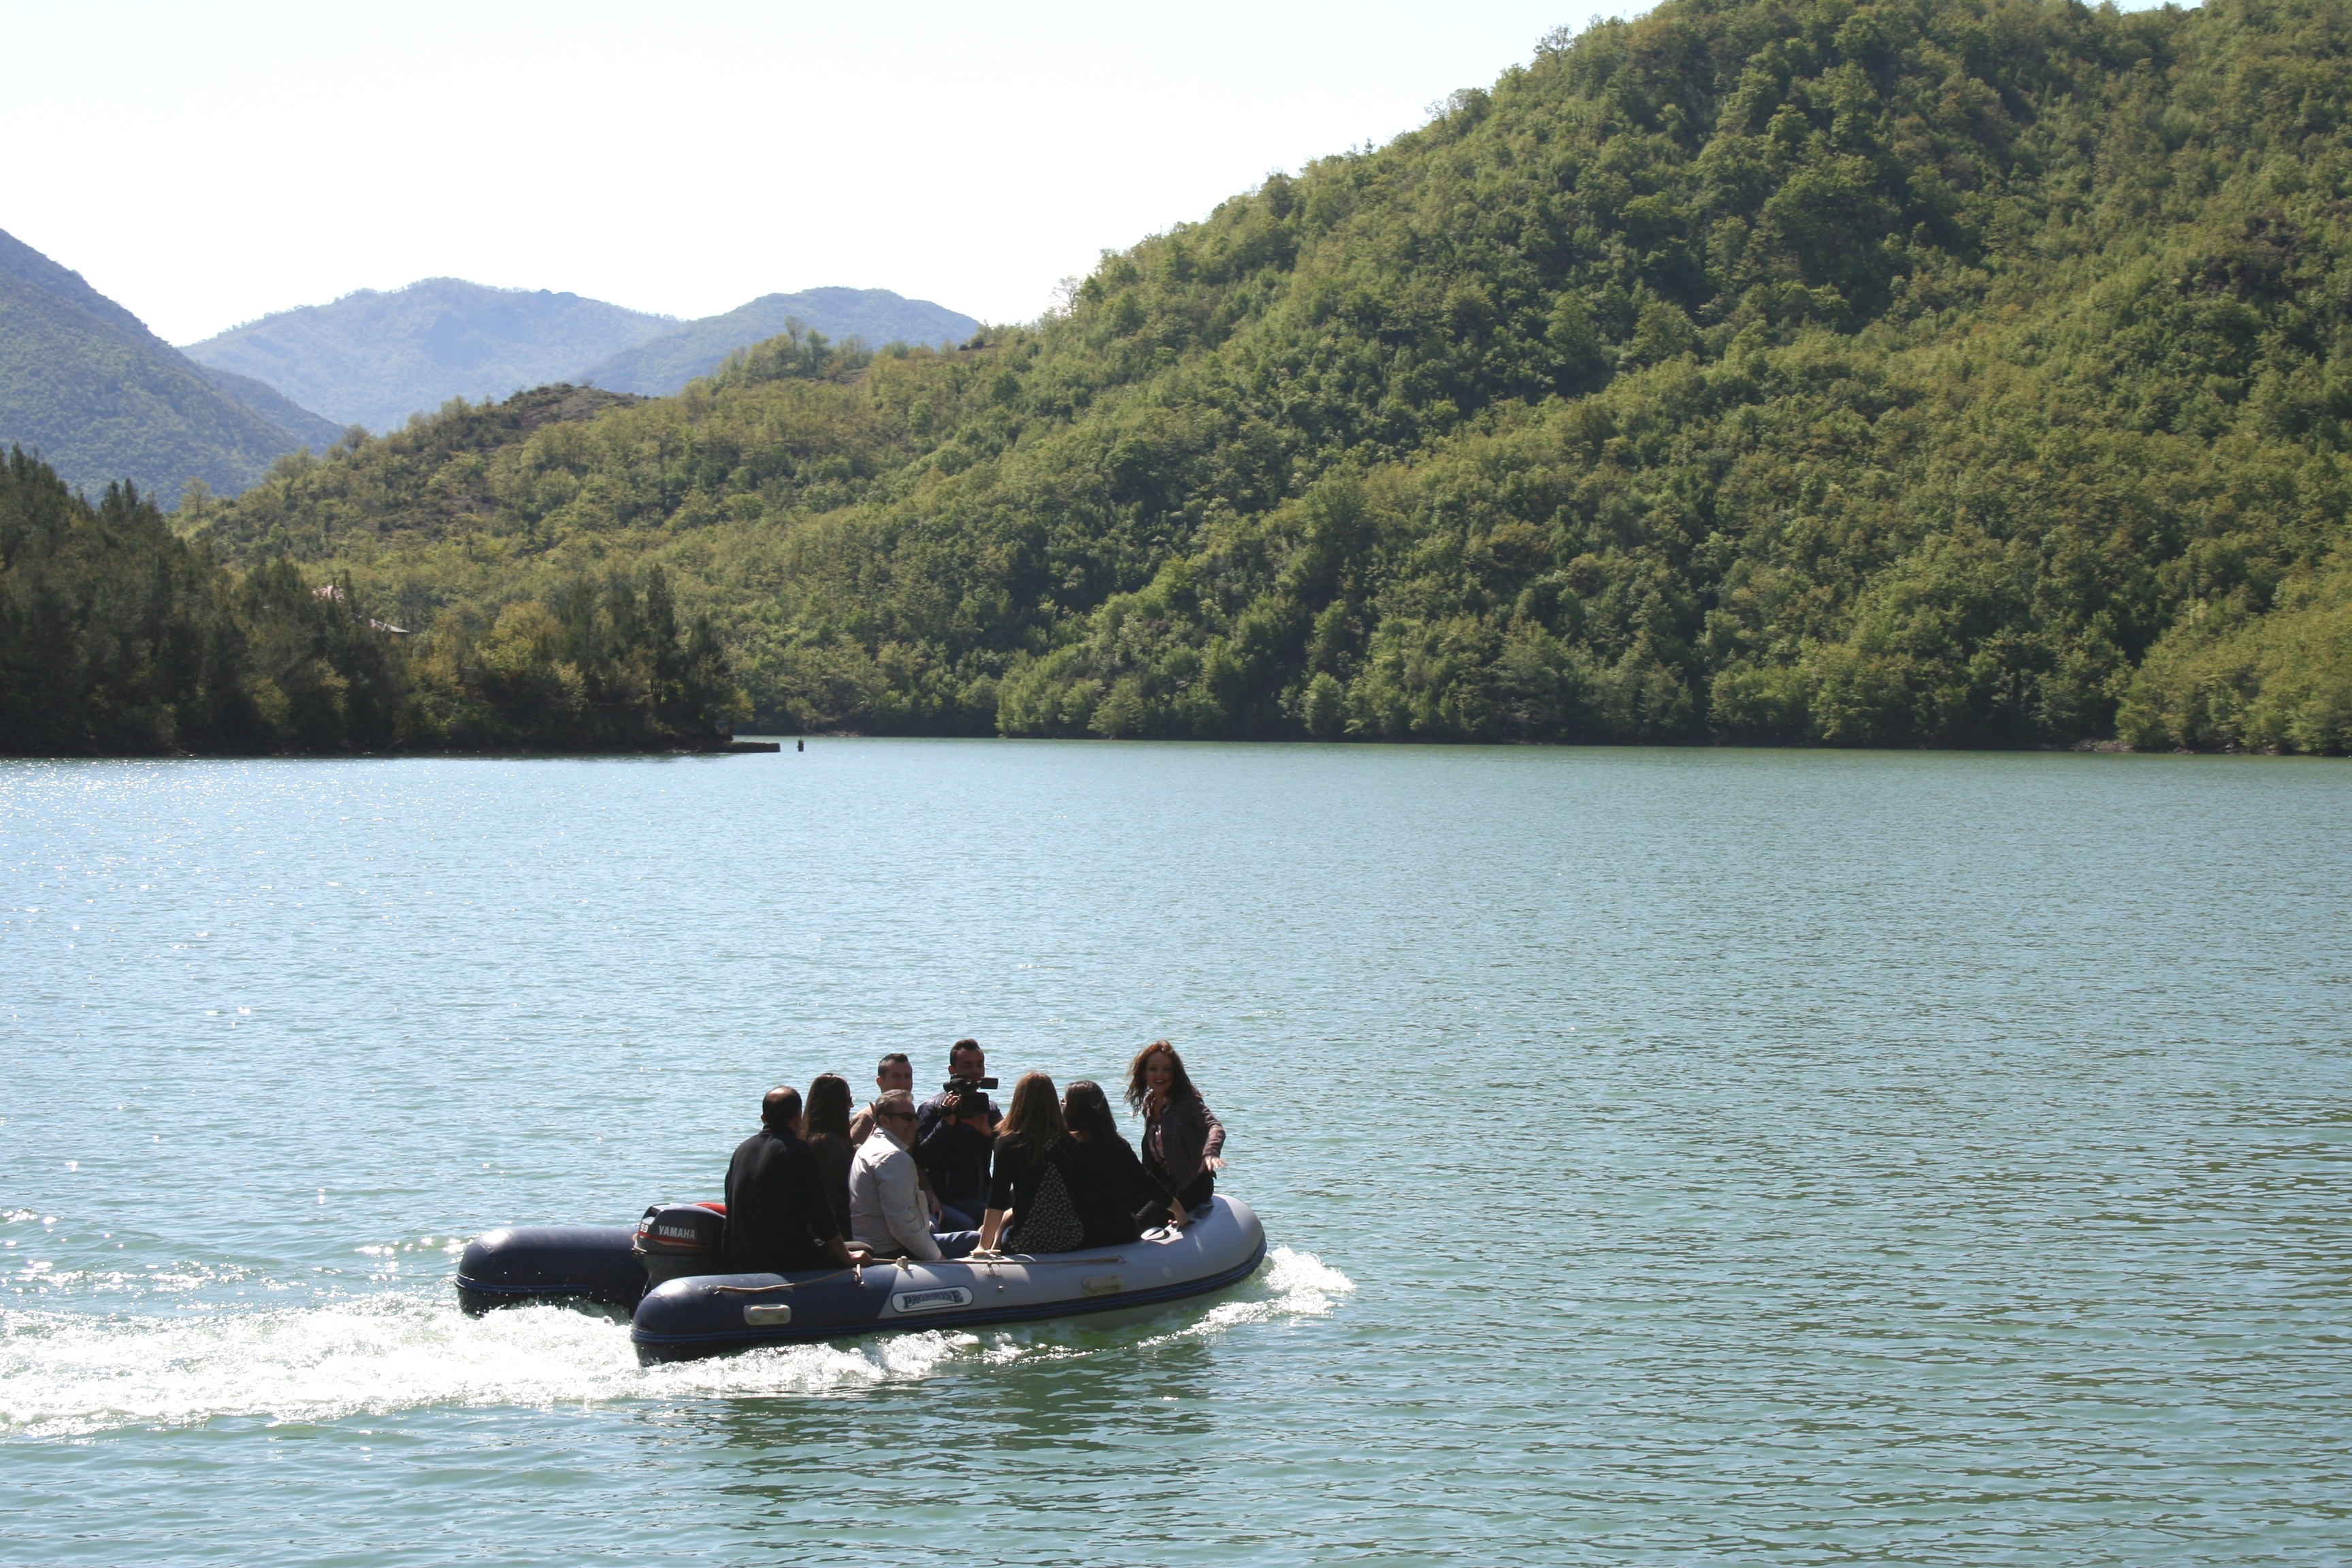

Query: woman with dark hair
979 1072 1085 1254
802 1073 857 1236
1062 1079 1170 1246
1126 1040 1225 1226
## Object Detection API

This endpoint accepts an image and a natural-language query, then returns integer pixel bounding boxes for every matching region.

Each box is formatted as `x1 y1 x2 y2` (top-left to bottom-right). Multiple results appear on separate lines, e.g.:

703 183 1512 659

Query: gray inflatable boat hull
631 1196 1267 1363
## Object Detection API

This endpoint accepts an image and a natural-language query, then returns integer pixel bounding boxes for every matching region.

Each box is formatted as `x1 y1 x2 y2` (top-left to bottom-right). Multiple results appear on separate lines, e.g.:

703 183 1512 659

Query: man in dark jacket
913 1039 1000 1228
915 1039 1002 1137
722 1085 864 1274
915 1092 994 1230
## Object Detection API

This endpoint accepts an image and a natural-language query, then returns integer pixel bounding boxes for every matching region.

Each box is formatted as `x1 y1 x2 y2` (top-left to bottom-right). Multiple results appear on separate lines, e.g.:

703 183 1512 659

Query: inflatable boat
456 1196 1267 1363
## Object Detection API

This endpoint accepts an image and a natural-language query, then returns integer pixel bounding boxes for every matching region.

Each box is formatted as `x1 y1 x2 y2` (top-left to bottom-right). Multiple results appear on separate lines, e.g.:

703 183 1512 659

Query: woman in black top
1061 1079 1170 1247
979 1072 1086 1254
801 1073 857 1238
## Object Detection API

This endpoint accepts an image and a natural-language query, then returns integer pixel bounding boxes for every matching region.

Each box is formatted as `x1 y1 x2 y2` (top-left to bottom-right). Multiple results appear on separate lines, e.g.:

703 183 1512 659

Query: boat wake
1141 1243 1355 1345
0 1245 1350 1439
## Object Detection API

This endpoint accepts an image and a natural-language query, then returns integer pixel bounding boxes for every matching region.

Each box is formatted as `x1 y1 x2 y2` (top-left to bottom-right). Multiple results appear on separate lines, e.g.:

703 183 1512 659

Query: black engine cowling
634 1203 725 1288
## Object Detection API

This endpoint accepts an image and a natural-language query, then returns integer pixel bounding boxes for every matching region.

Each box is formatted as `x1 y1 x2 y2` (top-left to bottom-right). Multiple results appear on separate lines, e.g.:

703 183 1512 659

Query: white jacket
849 1126 940 1260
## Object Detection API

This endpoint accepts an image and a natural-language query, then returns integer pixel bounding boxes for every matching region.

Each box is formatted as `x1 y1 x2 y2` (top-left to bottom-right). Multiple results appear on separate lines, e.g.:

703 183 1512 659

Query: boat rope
711 1262 863 1294
708 1242 1181 1290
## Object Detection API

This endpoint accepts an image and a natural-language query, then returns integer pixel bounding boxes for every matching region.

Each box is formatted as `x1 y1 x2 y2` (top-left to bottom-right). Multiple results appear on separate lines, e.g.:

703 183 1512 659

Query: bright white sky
2 0 1609 345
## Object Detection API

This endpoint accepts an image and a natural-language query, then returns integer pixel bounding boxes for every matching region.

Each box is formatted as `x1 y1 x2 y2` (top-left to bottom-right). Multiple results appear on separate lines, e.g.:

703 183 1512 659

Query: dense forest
98 0 2352 751
0 447 742 755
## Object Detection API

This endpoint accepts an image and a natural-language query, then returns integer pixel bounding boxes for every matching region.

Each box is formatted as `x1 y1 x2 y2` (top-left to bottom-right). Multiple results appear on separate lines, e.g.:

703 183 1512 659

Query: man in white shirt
849 1091 980 1260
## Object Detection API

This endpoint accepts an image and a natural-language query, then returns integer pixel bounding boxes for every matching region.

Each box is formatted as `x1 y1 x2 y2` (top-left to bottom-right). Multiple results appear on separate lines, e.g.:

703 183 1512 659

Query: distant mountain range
184 280 981 431
0 228 340 502
579 289 981 395
0 235 980 500
181 280 672 436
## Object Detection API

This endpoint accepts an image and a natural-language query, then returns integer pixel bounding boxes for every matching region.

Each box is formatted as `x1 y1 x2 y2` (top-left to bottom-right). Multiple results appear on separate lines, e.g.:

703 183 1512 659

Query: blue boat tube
454 1224 647 1315
631 1196 1268 1363
455 1201 725 1314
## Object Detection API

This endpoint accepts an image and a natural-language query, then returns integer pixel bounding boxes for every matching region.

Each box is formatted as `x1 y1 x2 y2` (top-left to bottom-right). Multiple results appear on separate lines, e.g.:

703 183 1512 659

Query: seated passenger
979 1073 1087 1255
915 1085 994 1230
1061 1079 1171 1246
916 1038 1002 1136
1128 1040 1225 1226
849 1091 979 1261
722 1085 865 1275
801 1073 857 1238
852 1052 911 1148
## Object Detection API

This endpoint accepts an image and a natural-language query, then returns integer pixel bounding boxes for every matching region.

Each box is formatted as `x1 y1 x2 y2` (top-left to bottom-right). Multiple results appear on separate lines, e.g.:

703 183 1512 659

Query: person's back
805 1130 853 1237
1072 1132 1162 1241
1060 1078 1168 1247
983 1133 1084 1254
981 1072 1089 1255
722 1088 849 1274
800 1073 858 1237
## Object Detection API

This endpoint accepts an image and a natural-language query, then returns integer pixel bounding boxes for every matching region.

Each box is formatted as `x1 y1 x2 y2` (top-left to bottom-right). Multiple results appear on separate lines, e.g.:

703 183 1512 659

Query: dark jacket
915 1115 993 1214
805 1130 855 1238
1141 1090 1226 1194
1068 1132 1168 1247
721 1128 840 1273
915 1088 1001 1142
986 1133 1084 1252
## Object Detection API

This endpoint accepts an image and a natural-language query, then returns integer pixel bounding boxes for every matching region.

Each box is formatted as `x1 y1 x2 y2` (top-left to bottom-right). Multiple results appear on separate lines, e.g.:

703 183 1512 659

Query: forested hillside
1 447 741 755
578 288 981 395
0 229 340 502
184 0 2352 752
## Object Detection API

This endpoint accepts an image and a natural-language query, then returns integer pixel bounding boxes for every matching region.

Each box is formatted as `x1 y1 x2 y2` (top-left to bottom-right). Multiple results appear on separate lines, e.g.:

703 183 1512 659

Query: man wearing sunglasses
849 1090 981 1260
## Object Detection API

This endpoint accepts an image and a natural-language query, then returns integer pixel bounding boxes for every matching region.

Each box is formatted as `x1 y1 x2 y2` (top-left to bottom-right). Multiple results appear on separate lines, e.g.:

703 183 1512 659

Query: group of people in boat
718 1037 1226 1275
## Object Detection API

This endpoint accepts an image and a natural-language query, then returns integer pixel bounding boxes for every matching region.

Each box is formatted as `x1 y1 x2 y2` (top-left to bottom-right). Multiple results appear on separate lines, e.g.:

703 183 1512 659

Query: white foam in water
0 1295 955 1439
1139 1245 1354 1345
0 1249 1350 1439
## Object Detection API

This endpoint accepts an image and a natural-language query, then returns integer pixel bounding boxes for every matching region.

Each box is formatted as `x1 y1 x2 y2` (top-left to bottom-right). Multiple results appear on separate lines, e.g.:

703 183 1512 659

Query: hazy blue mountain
0 227 338 503
0 226 152 340
577 288 981 395
182 279 676 432
195 365 346 451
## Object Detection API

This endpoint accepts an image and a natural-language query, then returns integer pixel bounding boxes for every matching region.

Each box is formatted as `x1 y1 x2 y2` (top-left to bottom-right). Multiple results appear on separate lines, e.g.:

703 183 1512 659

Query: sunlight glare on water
1 741 2347 1565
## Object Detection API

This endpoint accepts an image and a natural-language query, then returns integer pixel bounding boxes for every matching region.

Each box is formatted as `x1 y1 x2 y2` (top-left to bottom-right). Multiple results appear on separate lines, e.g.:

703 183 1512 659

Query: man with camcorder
915 1037 999 1230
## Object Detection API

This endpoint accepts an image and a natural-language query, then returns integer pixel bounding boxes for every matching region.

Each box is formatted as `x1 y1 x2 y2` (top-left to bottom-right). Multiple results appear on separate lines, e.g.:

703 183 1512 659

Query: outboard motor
634 1203 725 1288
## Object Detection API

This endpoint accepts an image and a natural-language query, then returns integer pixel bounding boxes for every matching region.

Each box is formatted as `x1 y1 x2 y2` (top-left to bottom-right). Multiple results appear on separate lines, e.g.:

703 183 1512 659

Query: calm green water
2 742 2347 1565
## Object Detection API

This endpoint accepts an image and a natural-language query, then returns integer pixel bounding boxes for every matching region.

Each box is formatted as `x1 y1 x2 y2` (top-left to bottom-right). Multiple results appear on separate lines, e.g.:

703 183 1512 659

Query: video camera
941 1075 998 1111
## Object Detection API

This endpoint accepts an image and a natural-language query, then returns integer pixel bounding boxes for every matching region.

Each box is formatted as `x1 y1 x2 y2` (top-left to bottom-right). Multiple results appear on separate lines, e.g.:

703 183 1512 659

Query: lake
3 740 2347 1565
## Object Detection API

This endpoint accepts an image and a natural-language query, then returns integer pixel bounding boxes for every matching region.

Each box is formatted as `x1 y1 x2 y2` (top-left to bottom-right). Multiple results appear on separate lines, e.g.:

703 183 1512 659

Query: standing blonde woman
1126 1041 1224 1227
